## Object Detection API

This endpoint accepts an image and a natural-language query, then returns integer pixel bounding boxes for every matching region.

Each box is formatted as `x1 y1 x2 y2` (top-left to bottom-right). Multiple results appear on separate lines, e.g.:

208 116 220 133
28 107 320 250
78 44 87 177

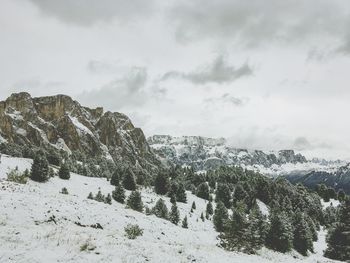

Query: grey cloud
169 0 348 49
79 67 148 110
87 60 122 74
204 93 246 107
162 55 252 84
28 0 155 26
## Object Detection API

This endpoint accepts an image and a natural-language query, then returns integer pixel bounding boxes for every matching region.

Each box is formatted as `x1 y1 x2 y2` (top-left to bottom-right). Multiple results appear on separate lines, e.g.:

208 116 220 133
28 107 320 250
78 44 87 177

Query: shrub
60 187 69 194
7 169 28 184
124 224 143 239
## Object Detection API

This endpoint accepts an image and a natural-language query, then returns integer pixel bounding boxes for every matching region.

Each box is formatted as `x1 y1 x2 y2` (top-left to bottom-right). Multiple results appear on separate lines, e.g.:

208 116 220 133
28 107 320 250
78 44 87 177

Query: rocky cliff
148 135 307 171
0 92 161 173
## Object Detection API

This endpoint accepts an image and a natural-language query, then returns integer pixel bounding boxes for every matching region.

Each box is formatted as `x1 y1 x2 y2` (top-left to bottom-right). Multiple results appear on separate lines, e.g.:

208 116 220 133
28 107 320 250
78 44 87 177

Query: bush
30 153 49 182
60 187 69 194
58 162 70 180
152 198 168 219
124 224 143 239
7 169 28 184
112 184 126 203
127 191 143 212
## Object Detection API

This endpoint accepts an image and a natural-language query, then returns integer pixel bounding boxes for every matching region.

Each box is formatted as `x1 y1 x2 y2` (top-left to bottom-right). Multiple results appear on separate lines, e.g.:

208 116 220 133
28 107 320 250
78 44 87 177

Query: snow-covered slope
0 156 339 263
147 135 344 177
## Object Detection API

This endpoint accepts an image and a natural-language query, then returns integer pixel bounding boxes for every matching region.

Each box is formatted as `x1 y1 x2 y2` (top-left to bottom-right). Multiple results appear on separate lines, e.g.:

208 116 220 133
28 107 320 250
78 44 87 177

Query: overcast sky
1 0 350 159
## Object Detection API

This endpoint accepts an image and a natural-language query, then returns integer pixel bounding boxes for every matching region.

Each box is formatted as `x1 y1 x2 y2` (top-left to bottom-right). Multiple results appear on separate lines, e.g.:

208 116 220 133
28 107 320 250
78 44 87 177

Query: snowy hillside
0 155 340 263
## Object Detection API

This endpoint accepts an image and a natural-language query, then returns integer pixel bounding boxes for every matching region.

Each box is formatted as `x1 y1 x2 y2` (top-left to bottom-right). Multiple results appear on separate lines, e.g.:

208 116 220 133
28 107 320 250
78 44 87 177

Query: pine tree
266 212 293 253
213 201 229 232
169 203 180 225
152 198 168 219
206 201 214 216
105 193 112 205
324 198 350 261
127 191 143 212
170 194 176 204
112 184 126 204
30 152 49 182
232 184 248 205
338 189 346 202
154 172 169 195
182 216 188 228
215 183 231 208
176 183 187 203
58 162 70 180
200 212 205 222
191 201 196 210
95 189 105 202
110 169 121 186
123 169 137 191
293 212 313 256
246 204 268 253
219 204 249 252
196 182 210 200
87 192 94 199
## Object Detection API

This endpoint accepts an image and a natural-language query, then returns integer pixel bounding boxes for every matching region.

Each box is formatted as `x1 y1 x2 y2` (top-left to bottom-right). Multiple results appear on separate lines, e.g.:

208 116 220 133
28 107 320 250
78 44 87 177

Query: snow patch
69 115 94 136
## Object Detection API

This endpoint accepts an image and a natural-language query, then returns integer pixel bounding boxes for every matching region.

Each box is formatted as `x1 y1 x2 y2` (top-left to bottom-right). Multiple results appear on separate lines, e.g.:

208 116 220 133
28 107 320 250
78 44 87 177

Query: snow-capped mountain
0 92 161 175
147 135 344 176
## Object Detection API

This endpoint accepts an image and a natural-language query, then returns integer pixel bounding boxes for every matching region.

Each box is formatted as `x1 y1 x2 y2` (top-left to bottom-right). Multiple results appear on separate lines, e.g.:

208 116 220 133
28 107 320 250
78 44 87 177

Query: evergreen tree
220 204 249 252
152 198 168 219
176 183 187 203
170 194 176 204
215 183 231 208
95 189 105 202
293 212 313 256
200 212 205 222
338 189 346 202
112 184 126 204
123 169 137 191
213 201 229 232
169 202 180 225
324 198 350 261
191 201 196 210
182 216 188 228
58 162 70 180
105 193 112 205
206 201 214 216
196 182 210 200
154 172 169 195
110 169 121 186
30 152 49 182
87 192 94 199
246 204 268 253
266 212 293 253
127 191 143 212
232 184 248 205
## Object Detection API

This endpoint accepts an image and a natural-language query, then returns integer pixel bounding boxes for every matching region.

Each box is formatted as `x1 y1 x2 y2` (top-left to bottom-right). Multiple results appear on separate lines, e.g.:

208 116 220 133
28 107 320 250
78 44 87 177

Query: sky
1 0 350 160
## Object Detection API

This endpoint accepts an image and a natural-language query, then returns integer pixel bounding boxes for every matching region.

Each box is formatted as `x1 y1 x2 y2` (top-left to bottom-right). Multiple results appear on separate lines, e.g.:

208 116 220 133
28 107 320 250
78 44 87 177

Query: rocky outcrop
0 92 161 173
148 135 307 171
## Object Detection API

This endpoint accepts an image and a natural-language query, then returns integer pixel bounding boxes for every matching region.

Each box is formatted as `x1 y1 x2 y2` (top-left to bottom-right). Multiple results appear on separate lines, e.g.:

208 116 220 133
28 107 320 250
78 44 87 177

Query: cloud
79 67 148 110
28 0 155 26
169 0 348 49
87 60 122 74
204 93 246 107
161 55 252 84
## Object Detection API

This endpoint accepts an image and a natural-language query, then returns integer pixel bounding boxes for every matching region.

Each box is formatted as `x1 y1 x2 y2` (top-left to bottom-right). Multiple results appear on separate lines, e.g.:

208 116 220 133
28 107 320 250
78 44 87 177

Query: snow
0 155 32 180
55 138 72 154
321 199 340 209
5 110 24 121
15 128 27 137
0 156 340 263
0 134 7 143
257 199 269 217
69 115 94 136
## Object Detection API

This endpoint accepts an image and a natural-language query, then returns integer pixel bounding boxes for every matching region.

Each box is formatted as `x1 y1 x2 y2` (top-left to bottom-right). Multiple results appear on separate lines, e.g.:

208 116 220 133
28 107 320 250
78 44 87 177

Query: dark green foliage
46 148 61 166
324 198 350 261
338 189 346 202
191 201 196 210
246 205 268 253
58 162 70 180
127 191 143 212
87 192 94 199
213 201 229 232
154 172 169 195
112 184 126 204
215 183 231 208
152 198 168 219
95 190 105 202
105 193 112 205
232 184 248 205
170 194 176 204
123 169 137 191
196 182 210 200
169 203 180 225
110 169 121 186
60 187 68 194
200 212 205 222
176 183 187 203
30 152 49 182
206 201 213 216
182 216 188 228
266 212 293 253
293 212 314 255
124 224 143 239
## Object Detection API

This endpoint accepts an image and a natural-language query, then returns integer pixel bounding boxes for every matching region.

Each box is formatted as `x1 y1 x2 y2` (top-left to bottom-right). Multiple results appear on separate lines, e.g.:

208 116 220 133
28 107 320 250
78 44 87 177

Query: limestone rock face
0 92 160 173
